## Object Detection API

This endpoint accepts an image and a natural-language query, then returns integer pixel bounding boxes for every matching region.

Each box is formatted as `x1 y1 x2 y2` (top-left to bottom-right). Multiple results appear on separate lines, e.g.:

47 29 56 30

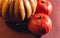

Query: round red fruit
36 0 52 15
28 13 52 36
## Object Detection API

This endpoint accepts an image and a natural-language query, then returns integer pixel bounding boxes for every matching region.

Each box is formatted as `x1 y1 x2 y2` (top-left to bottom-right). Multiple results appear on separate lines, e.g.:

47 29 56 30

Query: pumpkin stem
41 1 46 4
38 16 42 19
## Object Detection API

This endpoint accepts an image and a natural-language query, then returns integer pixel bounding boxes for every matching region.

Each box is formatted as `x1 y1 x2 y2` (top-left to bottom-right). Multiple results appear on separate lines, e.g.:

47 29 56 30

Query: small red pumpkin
36 0 52 15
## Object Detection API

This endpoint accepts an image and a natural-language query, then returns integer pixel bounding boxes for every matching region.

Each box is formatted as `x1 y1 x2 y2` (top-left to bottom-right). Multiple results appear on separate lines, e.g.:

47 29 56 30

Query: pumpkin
0 0 37 22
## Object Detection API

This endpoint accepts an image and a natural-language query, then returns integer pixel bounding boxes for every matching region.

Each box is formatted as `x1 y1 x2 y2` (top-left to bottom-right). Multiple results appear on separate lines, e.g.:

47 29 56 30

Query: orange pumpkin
0 0 37 22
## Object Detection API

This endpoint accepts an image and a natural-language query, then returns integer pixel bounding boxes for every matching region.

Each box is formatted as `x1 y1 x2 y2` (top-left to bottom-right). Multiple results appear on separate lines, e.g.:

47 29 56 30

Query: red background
0 0 60 38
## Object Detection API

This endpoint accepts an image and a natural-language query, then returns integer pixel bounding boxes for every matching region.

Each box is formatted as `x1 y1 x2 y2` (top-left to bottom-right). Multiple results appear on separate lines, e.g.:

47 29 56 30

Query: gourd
0 0 37 22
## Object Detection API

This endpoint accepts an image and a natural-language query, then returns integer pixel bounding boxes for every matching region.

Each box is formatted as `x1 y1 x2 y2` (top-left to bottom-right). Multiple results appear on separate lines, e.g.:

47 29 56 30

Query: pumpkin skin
0 0 37 22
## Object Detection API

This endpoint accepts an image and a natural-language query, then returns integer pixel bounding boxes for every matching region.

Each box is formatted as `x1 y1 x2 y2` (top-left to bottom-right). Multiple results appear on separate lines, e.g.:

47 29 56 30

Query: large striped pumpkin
0 0 37 22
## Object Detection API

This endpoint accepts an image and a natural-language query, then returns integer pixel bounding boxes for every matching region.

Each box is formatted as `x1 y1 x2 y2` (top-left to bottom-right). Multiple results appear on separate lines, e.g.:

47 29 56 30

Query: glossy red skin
28 13 52 36
36 0 52 15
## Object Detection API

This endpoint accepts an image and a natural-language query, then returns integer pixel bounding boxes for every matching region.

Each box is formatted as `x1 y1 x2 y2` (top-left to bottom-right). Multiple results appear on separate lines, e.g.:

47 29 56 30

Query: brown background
0 0 60 38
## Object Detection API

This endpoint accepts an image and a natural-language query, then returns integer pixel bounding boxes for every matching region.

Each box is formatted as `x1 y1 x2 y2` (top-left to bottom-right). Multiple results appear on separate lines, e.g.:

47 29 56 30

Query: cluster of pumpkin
0 0 52 37
28 0 53 37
